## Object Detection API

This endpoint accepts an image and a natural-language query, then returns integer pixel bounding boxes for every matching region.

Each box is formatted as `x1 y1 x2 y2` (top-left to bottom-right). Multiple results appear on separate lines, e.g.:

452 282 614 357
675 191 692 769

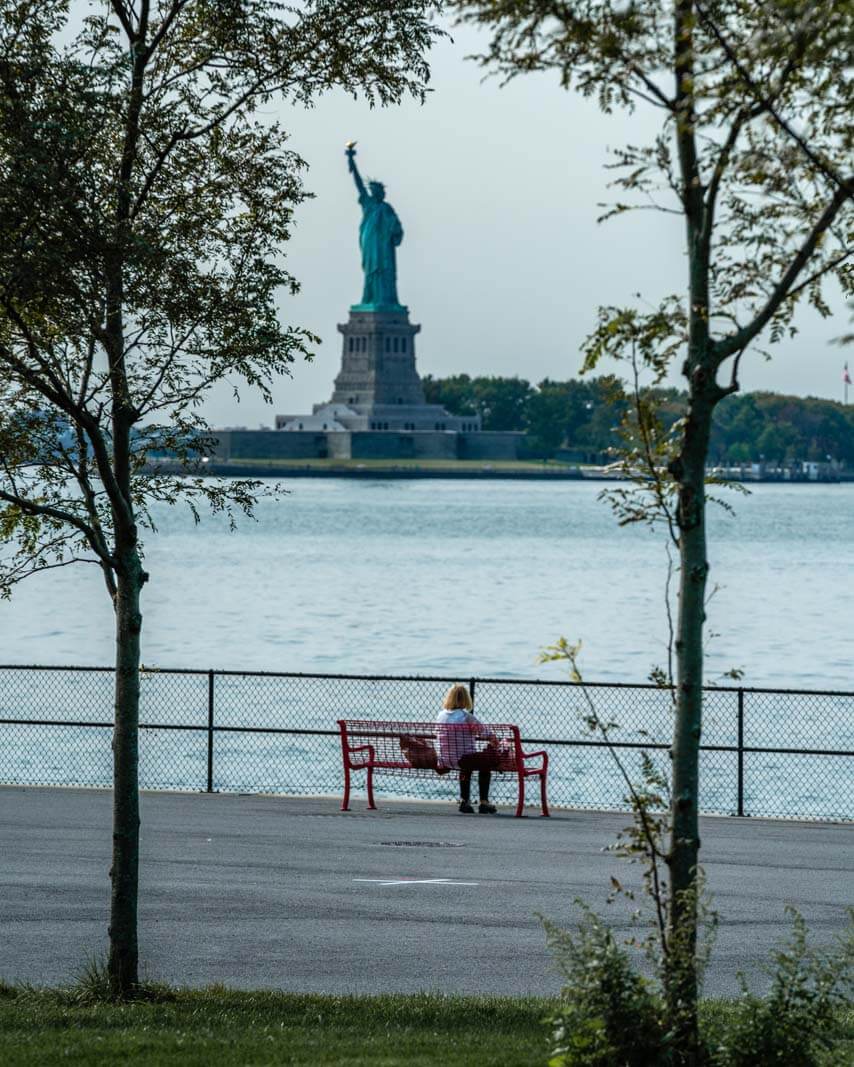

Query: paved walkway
1 786 851 996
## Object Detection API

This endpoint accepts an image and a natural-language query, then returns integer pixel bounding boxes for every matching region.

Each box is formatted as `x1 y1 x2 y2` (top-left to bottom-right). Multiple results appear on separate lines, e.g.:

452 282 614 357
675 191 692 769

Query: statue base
274 302 483 437
349 302 408 315
333 306 423 409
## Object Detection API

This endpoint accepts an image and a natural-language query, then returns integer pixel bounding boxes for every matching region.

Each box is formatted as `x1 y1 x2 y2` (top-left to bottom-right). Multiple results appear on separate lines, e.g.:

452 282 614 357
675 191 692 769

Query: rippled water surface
2 479 852 689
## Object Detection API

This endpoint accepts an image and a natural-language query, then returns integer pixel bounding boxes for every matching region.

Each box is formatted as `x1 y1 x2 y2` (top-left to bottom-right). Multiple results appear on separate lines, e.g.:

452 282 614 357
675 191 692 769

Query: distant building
277 308 479 436
212 147 524 464
213 319 525 467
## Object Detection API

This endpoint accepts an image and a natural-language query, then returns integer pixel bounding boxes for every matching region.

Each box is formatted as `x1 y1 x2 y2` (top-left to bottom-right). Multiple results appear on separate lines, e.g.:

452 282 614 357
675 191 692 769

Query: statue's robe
358 193 403 307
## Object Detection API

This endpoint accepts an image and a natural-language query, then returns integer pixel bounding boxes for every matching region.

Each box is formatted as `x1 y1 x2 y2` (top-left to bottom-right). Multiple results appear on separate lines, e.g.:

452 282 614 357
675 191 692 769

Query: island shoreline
144 461 852 482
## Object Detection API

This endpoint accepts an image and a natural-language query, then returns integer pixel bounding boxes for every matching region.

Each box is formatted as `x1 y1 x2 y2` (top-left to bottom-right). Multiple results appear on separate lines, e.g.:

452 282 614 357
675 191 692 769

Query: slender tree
452 0 852 1058
0 0 440 997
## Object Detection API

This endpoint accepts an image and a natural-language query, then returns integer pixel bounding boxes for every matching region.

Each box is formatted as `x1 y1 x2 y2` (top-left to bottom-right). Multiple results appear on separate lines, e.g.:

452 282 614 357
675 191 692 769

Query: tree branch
108 0 136 41
695 0 852 195
701 107 748 253
714 179 853 361
0 487 112 569
0 331 129 528
628 65 676 112
0 553 106 593
143 0 190 60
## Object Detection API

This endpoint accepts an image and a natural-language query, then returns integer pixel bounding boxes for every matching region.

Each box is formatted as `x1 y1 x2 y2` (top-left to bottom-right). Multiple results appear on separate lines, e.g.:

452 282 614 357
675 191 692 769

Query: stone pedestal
276 304 482 436
331 308 424 409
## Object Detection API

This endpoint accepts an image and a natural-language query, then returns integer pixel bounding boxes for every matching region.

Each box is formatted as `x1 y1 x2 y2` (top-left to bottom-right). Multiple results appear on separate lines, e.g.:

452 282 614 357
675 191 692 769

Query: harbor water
1 479 851 818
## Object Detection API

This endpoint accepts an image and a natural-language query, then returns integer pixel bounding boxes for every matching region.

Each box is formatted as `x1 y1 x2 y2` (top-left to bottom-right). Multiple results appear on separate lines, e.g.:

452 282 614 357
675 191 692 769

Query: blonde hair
442 683 473 711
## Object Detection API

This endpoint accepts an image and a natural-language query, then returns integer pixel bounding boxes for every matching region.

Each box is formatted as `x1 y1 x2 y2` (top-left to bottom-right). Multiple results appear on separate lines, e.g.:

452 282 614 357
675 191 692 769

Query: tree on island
422 372 627 449
452 0 851 1060
423 372 536 430
425 373 854 464
0 0 440 998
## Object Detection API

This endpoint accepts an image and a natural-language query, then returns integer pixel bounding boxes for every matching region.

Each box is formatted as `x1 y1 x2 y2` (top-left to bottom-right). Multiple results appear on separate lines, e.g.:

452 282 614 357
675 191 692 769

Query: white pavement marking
353 878 479 887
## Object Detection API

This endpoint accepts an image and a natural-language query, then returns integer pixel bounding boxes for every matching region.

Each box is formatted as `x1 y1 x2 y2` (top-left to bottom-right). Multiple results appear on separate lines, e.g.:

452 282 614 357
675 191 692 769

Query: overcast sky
197 19 850 429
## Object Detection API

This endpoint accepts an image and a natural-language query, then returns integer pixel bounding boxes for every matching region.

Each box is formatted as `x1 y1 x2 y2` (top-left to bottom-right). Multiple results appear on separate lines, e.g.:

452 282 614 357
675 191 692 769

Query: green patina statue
346 143 404 311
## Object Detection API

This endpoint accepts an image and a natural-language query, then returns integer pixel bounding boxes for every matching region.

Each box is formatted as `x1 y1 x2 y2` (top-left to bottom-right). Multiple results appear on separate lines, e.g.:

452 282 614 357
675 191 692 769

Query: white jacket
435 708 483 769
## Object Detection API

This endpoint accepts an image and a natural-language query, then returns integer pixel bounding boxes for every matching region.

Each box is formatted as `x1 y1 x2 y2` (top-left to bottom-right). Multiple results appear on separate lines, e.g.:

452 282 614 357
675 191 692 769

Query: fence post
736 687 744 817
469 677 476 708
206 669 215 794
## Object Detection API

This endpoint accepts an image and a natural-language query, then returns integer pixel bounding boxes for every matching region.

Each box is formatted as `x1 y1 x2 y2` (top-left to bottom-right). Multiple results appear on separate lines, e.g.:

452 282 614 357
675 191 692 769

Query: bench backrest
338 719 522 771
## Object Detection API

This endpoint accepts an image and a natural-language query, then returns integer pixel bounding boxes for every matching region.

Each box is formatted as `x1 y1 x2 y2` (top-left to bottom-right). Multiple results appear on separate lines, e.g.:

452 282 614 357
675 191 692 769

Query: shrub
710 909 854 1067
543 907 853 1067
543 906 669 1067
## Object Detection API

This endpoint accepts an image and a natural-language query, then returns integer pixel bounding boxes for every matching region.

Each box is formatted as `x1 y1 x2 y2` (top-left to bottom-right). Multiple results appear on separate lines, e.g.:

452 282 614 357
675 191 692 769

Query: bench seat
337 718 549 817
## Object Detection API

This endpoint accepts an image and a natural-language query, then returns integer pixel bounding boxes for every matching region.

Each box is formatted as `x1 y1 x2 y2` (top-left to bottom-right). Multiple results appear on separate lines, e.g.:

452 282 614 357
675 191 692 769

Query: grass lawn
2 987 851 1066
0 989 554 1067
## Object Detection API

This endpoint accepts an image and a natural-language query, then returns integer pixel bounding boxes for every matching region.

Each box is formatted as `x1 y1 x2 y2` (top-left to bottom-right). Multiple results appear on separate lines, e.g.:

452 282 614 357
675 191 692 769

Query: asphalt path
1 786 851 996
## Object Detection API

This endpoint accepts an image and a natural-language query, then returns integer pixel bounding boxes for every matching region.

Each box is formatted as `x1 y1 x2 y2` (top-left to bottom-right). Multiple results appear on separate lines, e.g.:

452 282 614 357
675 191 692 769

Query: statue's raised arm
345 142 368 203
344 142 404 310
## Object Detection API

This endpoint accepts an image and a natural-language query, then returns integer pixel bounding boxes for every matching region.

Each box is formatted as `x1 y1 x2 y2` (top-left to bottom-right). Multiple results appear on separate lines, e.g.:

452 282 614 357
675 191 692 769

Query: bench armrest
345 742 376 768
520 748 547 769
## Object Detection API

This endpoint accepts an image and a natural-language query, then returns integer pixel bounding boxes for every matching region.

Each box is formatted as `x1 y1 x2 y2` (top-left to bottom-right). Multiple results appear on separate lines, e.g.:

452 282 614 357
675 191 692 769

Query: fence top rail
0 717 851 757
0 664 853 700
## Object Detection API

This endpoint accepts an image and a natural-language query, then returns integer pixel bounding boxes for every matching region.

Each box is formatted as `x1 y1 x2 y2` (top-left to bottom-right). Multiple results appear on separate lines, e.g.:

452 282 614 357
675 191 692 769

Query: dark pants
458 751 497 802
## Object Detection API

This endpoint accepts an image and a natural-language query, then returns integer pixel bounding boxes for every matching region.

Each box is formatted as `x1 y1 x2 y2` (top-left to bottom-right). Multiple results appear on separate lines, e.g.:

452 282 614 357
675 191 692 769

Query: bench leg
515 772 525 818
341 765 351 811
539 771 550 817
366 766 377 810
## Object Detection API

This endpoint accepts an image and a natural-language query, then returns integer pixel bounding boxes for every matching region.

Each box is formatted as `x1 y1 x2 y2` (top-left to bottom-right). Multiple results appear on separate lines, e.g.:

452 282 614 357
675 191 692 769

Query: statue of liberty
345 143 404 310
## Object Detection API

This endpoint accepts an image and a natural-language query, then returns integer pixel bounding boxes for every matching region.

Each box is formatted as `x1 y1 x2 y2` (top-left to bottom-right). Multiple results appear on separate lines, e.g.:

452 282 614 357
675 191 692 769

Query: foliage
0 0 442 996
525 376 628 457
709 393 854 465
543 907 854 1067
422 373 630 454
543 907 668 1067
539 644 852 1067
1 979 852 1065
454 0 852 353
422 372 533 430
540 639 718 1020
68 955 114 1005
0 0 442 595
452 1 852 1056
62 954 175 1005
424 373 854 463
710 909 854 1067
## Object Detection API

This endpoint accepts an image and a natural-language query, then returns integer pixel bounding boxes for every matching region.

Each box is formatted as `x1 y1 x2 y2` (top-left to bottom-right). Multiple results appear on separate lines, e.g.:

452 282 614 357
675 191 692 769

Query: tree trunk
108 546 143 997
668 390 713 1065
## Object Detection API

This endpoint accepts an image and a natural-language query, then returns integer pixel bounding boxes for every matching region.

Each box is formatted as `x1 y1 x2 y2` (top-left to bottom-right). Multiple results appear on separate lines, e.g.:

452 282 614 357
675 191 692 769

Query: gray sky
198 20 850 428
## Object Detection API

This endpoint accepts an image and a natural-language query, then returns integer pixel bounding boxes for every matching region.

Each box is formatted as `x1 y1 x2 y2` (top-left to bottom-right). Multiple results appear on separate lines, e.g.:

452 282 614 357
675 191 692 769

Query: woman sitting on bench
436 683 498 815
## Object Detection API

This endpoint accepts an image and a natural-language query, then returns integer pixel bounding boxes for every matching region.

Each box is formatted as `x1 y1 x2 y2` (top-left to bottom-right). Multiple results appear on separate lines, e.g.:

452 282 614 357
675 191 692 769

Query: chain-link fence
0 665 851 820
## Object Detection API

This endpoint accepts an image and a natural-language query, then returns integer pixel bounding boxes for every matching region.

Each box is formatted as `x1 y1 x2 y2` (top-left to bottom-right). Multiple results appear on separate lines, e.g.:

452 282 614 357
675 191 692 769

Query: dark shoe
458 801 475 814
478 802 497 815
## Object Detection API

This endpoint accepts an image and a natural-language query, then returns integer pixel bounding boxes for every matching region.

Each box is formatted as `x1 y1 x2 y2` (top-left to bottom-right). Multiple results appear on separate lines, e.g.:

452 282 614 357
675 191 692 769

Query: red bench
337 719 549 817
